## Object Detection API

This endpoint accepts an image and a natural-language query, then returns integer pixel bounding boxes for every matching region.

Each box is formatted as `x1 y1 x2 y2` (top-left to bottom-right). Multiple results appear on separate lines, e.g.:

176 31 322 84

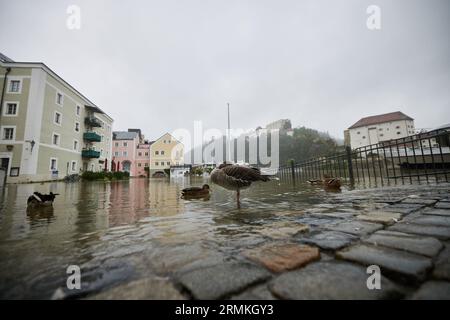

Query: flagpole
227 103 231 163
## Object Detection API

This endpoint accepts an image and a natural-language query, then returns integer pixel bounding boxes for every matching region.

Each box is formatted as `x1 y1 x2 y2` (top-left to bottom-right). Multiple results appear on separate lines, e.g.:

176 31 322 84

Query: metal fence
278 126 450 187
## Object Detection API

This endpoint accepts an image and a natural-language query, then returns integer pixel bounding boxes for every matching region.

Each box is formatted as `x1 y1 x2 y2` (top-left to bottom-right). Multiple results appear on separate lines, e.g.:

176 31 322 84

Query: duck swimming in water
307 174 341 190
27 192 59 207
210 163 270 207
181 184 210 198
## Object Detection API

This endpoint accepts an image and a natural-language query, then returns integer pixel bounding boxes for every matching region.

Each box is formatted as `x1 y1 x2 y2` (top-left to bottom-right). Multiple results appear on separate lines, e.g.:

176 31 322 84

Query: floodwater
0 177 354 299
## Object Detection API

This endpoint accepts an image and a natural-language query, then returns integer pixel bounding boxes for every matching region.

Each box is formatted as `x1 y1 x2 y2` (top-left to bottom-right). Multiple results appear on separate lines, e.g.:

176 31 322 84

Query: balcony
85 116 102 128
83 132 101 142
82 149 101 158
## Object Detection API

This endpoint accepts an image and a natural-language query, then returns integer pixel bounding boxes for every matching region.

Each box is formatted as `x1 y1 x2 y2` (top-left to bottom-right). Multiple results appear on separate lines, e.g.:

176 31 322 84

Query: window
114 151 119 156
75 122 80 132
115 142 119 147
76 105 81 116
357 131 360 135
155 151 159 155
380 134 384 137
101 149 104 156
168 140 171 144
397 132 401 135
9 80 21 93
362 136 366 139
52 133 60 146
155 162 159 166
4 102 18 116
163 140 166 143
167 161 170 166
71 161 77 172
56 92 63 105
123 151 128 157
379 128 383 131
2 127 15 140
138 163 142 167
395 125 400 129
145 152 149 156
54 111 62 125
144 163 148 167
138 152 142 156
50 158 58 171
73 140 78 151
161 151 165 155
10 167 19 177
123 142 128 147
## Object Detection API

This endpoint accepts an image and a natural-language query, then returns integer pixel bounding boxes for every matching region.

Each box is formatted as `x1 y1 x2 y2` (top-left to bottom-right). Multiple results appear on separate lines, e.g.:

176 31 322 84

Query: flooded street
0 177 334 299
0 178 449 299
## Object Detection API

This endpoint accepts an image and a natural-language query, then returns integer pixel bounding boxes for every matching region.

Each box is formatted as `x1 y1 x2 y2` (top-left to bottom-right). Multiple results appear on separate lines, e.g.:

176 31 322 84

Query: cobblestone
383 203 425 215
337 244 432 283
87 277 186 300
433 243 450 281
363 230 443 258
401 198 438 206
257 222 309 239
356 211 402 225
388 223 450 240
408 215 450 227
410 281 450 300
176 262 271 299
422 208 450 217
242 242 320 273
300 231 358 250
326 221 383 236
231 284 277 300
435 202 450 209
269 261 402 299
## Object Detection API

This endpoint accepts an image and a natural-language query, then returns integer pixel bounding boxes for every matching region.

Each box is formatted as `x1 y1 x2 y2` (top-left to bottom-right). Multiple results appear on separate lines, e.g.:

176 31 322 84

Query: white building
347 111 415 149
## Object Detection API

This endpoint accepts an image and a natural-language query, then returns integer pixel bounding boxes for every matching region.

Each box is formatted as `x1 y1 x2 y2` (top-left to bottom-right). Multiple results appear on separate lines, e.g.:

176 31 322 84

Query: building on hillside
0 52 113 184
266 119 292 131
149 133 184 177
112 129 152 177
347 111 415 149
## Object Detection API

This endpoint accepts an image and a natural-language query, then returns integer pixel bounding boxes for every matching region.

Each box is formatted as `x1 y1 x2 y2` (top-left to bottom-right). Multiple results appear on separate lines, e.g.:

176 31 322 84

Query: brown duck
181 184 210 198
307 174 341 190
210 163 270 207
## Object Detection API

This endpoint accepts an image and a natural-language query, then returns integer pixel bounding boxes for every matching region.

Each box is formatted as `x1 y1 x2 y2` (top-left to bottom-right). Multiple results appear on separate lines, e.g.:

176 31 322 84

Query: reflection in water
0 177 362 299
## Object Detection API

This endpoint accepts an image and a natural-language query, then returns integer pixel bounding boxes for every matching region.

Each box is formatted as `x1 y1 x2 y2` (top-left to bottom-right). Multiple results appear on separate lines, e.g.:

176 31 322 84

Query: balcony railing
83 132 101 142
82 149 101 158
85 116 102 128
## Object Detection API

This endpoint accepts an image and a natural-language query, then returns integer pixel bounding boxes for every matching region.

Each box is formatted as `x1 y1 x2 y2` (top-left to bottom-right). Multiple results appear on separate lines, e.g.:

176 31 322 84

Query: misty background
1 0 449 144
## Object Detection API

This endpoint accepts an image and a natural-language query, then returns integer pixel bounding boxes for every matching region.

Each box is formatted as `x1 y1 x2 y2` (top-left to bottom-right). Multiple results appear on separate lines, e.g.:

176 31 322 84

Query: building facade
112 129 152 177
0 53 113 183
149 133 184 176
347 111 415 149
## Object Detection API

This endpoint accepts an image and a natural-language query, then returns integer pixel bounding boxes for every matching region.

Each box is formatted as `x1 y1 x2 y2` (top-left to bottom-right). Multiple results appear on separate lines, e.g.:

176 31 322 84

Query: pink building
112 129 151 177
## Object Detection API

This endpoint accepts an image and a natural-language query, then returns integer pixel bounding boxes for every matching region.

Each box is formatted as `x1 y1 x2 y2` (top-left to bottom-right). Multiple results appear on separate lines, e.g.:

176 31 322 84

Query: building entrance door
368 128 378 145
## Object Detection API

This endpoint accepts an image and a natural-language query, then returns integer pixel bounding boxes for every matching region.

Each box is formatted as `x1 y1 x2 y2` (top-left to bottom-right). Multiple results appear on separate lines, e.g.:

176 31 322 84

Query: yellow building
149 133 183 177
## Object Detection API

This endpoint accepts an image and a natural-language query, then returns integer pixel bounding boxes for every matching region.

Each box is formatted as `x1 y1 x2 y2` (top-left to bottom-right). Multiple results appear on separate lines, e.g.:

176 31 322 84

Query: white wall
349 120 415 149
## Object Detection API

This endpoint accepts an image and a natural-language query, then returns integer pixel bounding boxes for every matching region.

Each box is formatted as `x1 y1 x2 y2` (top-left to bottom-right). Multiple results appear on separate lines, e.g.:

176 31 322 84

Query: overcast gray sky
1 0 449 141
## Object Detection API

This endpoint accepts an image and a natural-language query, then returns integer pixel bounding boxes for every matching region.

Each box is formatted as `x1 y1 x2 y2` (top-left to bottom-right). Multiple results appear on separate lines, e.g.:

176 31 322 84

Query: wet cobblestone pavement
89 183 450 300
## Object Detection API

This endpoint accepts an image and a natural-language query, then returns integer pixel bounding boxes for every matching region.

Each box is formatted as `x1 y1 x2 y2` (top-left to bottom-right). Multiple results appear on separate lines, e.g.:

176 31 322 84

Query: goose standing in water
211 163 270 207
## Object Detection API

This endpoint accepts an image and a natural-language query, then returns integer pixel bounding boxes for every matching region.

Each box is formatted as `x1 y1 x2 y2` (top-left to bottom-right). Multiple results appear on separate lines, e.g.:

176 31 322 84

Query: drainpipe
0 67 12 126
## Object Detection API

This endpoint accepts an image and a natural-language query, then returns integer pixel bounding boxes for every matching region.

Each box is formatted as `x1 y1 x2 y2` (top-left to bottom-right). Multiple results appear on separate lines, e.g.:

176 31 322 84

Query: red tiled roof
348 111 413 129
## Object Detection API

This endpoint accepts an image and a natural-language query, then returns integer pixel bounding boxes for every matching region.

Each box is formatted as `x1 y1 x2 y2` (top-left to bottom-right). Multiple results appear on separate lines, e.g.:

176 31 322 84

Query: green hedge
81 171 130 181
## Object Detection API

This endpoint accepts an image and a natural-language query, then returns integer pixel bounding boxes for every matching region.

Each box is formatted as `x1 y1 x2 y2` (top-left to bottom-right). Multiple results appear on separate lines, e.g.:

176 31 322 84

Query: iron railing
278 126 450 187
